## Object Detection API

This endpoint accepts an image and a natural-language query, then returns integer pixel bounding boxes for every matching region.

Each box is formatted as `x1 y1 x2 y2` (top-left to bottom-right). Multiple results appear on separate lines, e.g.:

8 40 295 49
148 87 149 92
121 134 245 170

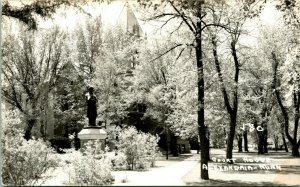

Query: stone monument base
78 126 107 151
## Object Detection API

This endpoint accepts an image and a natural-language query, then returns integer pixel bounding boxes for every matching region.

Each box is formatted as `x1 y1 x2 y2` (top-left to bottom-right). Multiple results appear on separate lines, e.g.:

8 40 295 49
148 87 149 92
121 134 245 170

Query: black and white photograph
1 0 300 186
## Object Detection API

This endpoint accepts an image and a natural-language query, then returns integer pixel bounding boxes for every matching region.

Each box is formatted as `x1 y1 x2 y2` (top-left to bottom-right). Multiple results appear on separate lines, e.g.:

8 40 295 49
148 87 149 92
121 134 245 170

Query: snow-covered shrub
110 152 127 170
105 125 122 150
2 127 59 185
143 133 162 167
66 140 114 185
116 126 160 170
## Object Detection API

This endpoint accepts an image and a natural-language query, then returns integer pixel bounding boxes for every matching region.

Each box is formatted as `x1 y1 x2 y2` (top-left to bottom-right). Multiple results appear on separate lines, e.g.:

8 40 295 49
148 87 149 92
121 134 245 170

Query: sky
40 0 282 38
37 1 133 30
3 0 283 43
240 1 283 46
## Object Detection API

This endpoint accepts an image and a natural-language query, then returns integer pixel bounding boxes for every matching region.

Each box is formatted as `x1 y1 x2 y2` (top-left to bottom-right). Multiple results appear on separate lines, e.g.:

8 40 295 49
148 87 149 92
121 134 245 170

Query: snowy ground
112 154 199 186
39 149 300 186
183 149 300 186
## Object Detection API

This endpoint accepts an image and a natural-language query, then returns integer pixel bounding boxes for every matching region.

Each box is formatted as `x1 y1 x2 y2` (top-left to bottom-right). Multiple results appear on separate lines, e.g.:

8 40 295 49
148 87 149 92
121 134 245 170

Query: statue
86 87 98 126
78 86 107 150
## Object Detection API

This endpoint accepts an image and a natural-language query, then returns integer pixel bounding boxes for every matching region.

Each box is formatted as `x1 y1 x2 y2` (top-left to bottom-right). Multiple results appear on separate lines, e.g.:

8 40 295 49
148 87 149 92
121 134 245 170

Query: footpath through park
114 149 300 186
112 153 200 186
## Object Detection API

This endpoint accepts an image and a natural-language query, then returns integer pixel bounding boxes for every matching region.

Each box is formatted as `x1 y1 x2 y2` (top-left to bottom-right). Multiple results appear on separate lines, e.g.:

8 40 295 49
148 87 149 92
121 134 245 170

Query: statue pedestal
78 126 107 151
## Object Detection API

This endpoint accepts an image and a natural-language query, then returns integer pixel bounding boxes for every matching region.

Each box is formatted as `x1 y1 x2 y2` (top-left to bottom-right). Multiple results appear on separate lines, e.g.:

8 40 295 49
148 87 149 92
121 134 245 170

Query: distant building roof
116 2 144 36
97 1 145 37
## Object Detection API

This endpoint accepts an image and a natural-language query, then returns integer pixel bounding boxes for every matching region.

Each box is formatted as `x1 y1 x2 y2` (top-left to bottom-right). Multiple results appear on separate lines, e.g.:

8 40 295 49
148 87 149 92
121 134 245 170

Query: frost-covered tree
259 24 300 156
2 26 69 140
1 0 108 29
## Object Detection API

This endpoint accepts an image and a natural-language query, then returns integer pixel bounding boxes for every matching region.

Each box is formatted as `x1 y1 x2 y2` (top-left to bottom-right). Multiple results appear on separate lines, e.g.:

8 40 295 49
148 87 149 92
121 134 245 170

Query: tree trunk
292 85 299 156
237 134 243 152
228 42 239 162
263 128 268 153
212 37 239 164
224 128 227 146
272 52 299 157
171 134 179 156
256 119 269 154
199 126 209 179
282 133 289 152
274 135 279 152
243 131 249 152
291 143 300 156
165 126 169 160
257 132 264 154
24 118 37 140
196 24 209 180
208 129 211 161
197 136 200 154
74 131 80 150
226 116 237 163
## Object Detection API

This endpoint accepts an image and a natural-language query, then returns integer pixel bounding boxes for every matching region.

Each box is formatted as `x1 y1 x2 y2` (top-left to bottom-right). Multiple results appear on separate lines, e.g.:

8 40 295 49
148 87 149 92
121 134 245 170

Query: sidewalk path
182 150 300 186
112 154 200 186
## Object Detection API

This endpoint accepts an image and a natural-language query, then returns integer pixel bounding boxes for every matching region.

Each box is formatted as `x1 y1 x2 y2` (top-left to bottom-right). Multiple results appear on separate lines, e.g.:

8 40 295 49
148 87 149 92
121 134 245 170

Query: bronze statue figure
86 87 98 126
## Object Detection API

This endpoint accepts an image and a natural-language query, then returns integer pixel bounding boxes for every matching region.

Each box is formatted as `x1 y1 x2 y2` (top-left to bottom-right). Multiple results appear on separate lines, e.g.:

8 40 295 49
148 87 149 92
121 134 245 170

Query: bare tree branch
167 0 196 34
150 43 183 62
170 20 184 36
